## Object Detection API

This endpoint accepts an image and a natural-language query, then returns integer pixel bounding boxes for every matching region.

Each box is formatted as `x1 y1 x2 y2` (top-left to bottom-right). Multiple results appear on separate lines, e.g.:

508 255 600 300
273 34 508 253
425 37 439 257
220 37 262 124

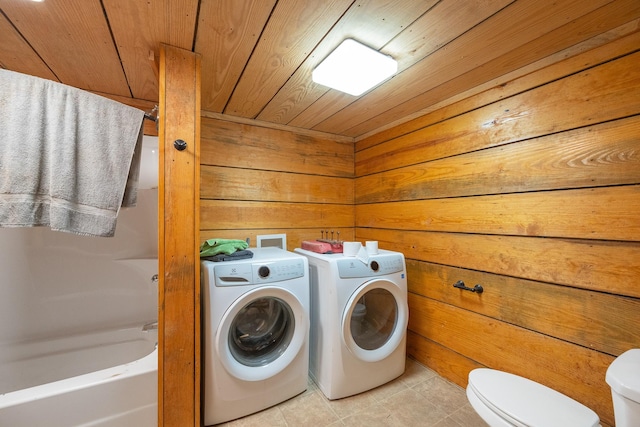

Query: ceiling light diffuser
312 39 397 96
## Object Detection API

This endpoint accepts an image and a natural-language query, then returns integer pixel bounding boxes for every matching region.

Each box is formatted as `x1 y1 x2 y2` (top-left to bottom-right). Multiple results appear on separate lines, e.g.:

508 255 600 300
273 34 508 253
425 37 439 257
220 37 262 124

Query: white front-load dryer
201 247 310 425
295 248 408 400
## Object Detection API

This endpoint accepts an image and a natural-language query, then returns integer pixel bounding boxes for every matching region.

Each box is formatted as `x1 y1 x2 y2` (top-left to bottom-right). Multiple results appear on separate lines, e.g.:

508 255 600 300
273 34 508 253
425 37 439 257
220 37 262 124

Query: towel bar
144 105 158 122
453 280 483 294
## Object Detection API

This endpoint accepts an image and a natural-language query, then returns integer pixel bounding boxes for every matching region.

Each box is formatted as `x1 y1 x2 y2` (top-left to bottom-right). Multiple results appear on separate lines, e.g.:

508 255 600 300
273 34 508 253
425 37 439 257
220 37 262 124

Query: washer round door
341 278 408 362
216 286 308 381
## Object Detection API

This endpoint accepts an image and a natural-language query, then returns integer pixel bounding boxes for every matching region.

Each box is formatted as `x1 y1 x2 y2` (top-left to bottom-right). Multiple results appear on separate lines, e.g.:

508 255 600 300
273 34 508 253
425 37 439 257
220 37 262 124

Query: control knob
258 266 270 278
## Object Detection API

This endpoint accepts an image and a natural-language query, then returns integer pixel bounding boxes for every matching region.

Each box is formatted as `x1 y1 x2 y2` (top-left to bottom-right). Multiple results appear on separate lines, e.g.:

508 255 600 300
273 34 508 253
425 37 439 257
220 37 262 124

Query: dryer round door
215 286 308 382
341 278 408 363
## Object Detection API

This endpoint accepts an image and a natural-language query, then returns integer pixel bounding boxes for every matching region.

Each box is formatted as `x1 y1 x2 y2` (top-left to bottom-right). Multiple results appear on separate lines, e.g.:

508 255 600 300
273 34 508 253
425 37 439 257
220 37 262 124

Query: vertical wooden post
158 44 201 427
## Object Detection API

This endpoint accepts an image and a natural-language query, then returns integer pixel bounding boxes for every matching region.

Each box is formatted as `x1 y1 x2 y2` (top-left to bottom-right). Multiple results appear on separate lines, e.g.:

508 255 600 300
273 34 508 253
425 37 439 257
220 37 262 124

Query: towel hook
453 280 483 294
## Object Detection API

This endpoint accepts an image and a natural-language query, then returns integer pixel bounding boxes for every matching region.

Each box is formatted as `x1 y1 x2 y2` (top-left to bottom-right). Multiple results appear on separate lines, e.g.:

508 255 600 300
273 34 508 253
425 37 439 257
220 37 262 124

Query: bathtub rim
0 326 157 409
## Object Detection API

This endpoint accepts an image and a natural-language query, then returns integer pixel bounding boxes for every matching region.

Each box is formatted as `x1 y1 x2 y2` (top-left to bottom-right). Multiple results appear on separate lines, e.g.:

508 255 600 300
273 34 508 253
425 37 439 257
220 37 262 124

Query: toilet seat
468 368 600 427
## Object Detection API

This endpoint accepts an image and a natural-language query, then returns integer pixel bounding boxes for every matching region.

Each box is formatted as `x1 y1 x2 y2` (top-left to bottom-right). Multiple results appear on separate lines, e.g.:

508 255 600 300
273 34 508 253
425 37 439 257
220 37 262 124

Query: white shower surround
0 135 159 426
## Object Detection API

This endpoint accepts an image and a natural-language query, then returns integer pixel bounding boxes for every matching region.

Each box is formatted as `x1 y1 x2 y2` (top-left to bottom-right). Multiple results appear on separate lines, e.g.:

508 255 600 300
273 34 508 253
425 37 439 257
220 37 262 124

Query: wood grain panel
406 330 484 389
199 107 355 284
356 185 640 241
356 116 640 203
406 260 640 356
0 0 130 96
224 0 353 118
356 53 640 176
200 228 356 252
201 200 354 230
311 0 621 135
103 0 199 101
196 0 276 112
0 13 58 81
384 0 514 71
356 23 640 150
201 166 353 204
2 0 636 143
201 117 353 176
289 0 514 130
258 0 441 125
355 228 640 298
202 110 354 143
158 44 201 427
408 294 616 425
345 0 640 137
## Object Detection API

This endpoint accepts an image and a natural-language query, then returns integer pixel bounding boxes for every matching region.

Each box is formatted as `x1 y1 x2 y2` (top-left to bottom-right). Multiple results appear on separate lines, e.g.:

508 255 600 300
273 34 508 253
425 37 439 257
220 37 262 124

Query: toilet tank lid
606 349 640 403
468 369 599 427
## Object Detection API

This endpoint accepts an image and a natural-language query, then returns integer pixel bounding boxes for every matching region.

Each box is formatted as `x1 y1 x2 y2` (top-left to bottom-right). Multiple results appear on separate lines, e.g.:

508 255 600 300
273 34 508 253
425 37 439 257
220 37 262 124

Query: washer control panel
337 254 405 278
214 258 306 286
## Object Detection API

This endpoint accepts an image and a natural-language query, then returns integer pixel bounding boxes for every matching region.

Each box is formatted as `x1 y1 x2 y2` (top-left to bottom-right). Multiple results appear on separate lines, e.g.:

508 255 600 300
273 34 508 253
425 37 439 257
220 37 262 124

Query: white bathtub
0 325 157 427
0 135 159 426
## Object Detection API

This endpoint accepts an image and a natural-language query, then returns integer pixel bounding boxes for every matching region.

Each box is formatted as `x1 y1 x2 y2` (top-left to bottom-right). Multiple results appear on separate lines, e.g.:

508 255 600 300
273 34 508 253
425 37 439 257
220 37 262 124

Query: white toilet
466 349 640 427
607 349 640 427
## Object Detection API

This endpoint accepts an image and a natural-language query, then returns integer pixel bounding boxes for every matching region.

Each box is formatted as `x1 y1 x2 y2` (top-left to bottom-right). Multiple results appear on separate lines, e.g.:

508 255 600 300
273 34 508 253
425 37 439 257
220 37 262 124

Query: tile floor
217 357 489 426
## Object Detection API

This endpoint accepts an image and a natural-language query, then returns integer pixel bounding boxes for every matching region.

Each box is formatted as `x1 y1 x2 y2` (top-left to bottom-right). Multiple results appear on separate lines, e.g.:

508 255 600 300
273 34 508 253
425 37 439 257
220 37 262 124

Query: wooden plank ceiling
1 0 638 139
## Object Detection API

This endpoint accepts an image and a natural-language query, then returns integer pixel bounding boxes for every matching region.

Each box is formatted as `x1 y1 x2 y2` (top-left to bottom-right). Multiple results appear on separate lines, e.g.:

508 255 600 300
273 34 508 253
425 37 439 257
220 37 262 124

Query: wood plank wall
354 31 640 426
158 45 201 427
199 118 355 250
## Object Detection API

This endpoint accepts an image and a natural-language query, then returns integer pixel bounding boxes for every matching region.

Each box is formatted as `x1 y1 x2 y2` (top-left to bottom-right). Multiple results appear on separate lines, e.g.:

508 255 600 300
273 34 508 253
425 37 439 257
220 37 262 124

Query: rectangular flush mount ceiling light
312 39 397 96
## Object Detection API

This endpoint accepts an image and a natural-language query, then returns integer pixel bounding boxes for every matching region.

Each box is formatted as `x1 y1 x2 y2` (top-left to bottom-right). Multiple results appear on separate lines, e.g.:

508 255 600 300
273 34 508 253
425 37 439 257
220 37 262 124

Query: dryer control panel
214 258 306 286
337 255 405 278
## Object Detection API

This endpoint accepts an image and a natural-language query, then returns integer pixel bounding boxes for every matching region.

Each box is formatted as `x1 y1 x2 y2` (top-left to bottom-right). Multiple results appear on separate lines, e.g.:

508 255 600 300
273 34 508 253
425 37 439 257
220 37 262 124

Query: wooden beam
158 44 201 427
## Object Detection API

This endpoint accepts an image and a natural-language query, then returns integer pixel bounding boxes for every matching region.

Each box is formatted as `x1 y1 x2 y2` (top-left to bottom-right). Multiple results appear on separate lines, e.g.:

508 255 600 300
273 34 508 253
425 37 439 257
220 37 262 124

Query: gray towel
0 69 144 237
202 250 254 262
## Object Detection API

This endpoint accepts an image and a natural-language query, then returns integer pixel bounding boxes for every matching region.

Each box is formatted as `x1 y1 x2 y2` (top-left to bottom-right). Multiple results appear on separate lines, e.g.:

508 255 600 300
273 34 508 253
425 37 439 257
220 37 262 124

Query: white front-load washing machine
201 247 310 425
294 248 408 400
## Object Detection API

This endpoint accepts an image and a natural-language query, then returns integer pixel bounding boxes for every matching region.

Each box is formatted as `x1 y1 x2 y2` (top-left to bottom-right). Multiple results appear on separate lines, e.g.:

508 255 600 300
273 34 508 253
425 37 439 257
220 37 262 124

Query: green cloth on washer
199 238 248 257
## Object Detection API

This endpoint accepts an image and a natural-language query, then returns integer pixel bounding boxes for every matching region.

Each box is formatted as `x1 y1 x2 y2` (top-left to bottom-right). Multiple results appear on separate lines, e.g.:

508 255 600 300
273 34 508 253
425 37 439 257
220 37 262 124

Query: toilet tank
606 349 640 427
